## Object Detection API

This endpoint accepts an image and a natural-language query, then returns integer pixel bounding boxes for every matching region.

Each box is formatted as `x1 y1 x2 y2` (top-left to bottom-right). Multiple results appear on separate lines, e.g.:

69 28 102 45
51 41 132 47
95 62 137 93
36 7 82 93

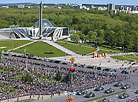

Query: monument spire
39 0 43 39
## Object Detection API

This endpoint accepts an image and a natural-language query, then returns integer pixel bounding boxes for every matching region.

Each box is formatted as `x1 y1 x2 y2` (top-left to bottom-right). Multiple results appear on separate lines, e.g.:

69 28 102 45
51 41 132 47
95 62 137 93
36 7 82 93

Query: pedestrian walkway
108 52 135 56
7 41 37 52
43 40 81 56
86 47 99 55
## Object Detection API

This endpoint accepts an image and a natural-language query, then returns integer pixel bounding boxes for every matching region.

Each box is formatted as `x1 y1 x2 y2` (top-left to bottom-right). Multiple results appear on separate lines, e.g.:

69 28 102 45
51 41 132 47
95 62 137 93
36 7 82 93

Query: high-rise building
132 6 137 11
18 5 25 8
74 5 89 10
107 3 115 11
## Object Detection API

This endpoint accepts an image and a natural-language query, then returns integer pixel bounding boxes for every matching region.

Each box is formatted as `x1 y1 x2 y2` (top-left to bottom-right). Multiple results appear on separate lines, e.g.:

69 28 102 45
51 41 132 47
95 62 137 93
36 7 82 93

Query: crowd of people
0 56 130 101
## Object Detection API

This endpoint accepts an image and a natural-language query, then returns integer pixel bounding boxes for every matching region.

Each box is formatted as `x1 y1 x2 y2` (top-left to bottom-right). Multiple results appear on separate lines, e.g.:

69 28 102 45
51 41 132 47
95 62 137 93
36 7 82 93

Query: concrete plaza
49 55 132 69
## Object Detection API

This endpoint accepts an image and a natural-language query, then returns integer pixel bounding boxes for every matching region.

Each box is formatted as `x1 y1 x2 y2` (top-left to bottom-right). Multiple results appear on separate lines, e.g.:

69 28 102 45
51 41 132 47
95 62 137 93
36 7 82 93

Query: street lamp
9 31 14 50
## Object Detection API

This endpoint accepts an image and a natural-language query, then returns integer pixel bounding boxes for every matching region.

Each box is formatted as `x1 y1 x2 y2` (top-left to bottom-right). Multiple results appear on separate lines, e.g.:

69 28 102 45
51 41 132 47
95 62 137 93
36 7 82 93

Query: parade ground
49 55 133 69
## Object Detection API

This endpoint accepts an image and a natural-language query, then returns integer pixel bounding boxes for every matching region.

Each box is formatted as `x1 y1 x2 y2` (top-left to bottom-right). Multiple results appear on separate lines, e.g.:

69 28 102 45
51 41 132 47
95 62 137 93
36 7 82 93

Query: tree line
0 8 138 52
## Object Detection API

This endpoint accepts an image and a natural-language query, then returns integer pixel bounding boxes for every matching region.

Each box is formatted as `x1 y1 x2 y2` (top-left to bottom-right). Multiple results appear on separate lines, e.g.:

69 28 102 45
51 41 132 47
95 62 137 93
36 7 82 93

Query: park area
57 40 125 55
14 41 68 58
0 40 31 52
56 41 96 55
111 54 138 62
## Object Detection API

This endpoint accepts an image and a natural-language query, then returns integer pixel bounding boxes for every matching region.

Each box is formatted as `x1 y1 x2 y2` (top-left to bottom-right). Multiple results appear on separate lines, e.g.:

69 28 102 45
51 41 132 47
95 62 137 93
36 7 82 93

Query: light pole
99 57 101 66
24 48 28 71
59 62 61 71
26 56 28 71
58 61 61 93
10 32 14 49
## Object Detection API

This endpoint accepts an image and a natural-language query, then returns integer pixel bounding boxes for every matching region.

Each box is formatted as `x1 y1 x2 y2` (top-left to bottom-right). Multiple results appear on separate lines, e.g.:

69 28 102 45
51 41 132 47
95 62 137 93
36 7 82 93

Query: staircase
43 40 81 56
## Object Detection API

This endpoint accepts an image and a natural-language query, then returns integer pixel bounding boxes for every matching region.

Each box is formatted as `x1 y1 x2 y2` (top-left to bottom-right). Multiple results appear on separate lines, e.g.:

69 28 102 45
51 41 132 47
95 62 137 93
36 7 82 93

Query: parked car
121 70 129 74
104 88 115 94
76 91 82 95
114 82 123 87
135 90 138 94
76 90 87 95
86 66 93 69
84 92 95 98
54 60 61 64
61 62 67 65
119 93 129 99
95 86 104 91
98 98 109 102
121 84 130 89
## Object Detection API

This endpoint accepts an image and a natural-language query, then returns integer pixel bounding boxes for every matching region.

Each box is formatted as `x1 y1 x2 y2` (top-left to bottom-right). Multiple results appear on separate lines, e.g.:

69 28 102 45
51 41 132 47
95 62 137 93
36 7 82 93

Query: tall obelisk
39 0 43 39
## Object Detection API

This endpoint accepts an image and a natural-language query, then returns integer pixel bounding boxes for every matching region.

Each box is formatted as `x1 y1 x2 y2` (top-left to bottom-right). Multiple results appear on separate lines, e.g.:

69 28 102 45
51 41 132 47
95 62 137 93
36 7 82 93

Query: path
42 40 81 56
86 47 100 56
7 41 37 52
108 52 135 57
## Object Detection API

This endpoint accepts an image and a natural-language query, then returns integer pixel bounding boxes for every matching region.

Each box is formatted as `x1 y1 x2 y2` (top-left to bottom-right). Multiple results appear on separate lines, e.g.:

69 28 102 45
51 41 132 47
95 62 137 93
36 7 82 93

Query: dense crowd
0 56 129 101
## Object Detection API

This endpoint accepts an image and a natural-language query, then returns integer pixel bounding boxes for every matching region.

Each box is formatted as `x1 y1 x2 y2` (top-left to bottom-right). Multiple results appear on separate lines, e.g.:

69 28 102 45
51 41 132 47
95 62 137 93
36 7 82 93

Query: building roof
35 19 53 28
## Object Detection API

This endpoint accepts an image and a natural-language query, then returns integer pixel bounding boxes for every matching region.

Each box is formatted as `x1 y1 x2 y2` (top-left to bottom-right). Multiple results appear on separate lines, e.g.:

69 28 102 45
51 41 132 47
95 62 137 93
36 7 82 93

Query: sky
0 0 138 5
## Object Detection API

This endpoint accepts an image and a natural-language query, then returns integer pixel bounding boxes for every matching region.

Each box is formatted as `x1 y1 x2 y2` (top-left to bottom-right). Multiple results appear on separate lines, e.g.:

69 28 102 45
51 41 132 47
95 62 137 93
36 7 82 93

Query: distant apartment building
131 6 138 13
119 6 131 13
107 3 115 11
131 11 138 13
25 6 32 8
119 5 138 13
44 5 62 9
74 5 89 10
82 4 95 9
131 6 138 11
97 7 107 10
53 6 62 9
91 4 95 9
18 5 24 8
1 6 9 8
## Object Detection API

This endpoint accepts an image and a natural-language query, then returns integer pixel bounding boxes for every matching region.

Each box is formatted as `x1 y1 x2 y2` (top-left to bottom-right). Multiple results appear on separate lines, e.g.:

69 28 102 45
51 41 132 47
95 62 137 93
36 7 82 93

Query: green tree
70 34 80 42
21 73 33 82
97 29 105 45
106 30 116 47
134 35 138 52
124 34 134 51
88 31 97 43
116 31 125 50
62 72 71 84
55 71 62 81
80 34 85 43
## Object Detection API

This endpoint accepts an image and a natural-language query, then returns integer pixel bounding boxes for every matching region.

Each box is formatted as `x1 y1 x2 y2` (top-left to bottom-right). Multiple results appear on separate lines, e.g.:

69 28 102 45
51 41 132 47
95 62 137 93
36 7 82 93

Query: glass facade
35 19 53 28
63 28 68 35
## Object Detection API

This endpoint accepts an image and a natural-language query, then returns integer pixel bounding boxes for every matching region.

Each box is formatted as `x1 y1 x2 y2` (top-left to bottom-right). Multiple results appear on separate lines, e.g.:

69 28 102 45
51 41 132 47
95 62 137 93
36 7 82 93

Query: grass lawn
111 55 135 62
124 54 138 61
58 40 93 47
58 40 124 54
57 41 96 55
0 40 31 52
99 45 124 53
97 50 117 54
14 41 68 58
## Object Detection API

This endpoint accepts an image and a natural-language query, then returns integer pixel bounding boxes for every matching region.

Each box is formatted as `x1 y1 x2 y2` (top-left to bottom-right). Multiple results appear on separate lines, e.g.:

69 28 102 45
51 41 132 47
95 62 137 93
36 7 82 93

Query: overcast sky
0 0 138 5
